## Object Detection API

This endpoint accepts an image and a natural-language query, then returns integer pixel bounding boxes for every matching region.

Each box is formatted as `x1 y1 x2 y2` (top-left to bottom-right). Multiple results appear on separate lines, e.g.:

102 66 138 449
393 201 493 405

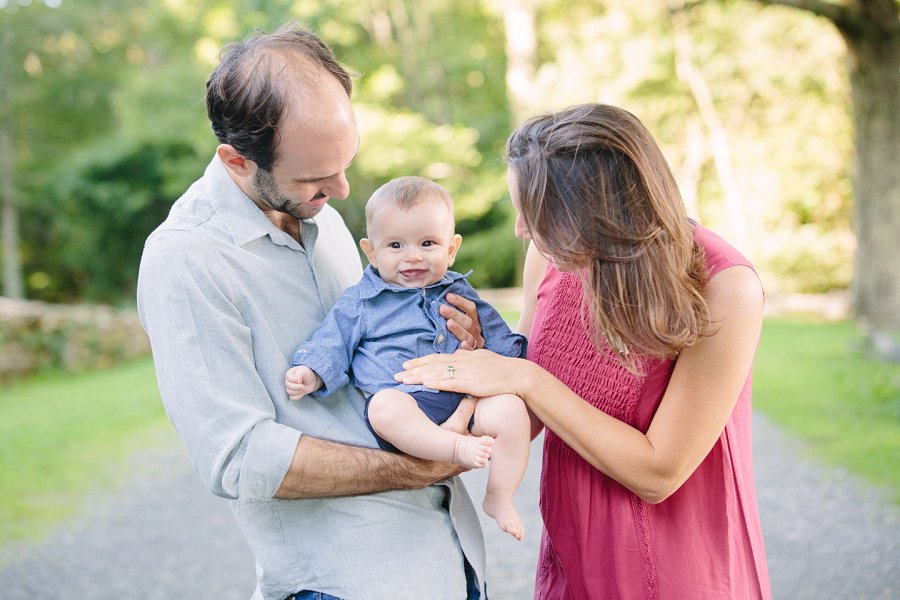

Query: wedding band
447 365 455 379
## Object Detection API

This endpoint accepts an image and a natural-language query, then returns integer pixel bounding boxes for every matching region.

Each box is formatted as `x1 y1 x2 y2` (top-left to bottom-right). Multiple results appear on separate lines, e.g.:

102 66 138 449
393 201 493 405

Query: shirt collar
204 156 312 251
357 265 472 300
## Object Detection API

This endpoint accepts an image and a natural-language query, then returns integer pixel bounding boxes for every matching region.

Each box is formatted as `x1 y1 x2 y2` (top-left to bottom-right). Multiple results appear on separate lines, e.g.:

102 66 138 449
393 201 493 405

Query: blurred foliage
1 0 855 304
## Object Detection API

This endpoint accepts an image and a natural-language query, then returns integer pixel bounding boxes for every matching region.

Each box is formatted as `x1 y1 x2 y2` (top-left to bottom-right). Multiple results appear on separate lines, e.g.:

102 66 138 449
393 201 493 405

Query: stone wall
0 298 150 383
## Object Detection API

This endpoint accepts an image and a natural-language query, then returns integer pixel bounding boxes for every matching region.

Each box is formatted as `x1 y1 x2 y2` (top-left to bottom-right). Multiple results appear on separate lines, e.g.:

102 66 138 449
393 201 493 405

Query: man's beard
252 168 320 220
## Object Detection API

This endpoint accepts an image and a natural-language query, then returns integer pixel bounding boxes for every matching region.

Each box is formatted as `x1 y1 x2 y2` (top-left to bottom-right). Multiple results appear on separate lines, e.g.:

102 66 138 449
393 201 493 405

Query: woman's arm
517 242 548 338
399 265 763 503
518 242 549 439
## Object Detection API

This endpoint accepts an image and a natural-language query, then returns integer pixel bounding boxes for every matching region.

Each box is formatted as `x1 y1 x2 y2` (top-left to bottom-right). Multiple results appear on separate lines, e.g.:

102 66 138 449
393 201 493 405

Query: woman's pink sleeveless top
529 225 771 599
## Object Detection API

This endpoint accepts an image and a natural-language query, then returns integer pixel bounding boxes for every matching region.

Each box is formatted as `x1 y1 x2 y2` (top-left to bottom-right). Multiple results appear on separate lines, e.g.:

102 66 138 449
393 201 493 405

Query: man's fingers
444 292 477 316
445 318 476 350
439 303 471 329
441 294 485 350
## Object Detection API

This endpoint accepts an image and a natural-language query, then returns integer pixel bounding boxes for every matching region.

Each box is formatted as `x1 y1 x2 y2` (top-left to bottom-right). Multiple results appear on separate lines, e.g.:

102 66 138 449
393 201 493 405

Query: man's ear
447 233 462 266
359 238 377 267
216 144 256 179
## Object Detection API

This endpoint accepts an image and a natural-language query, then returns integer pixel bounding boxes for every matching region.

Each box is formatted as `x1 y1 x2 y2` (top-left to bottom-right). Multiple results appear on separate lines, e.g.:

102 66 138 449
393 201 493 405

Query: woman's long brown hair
506 103 712 373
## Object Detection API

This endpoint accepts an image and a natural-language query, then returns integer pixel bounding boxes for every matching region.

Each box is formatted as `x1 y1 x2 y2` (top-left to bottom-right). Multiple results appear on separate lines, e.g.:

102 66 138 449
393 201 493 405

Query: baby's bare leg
472 393 531 540
368 389 492 469
441 394 476 433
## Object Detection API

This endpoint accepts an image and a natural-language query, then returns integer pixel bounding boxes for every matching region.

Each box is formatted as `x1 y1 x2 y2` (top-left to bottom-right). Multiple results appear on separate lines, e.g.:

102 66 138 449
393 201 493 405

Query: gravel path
1 413 897 599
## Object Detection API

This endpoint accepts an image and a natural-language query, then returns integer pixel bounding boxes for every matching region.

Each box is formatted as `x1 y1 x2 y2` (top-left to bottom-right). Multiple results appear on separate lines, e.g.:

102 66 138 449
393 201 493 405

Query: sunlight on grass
0 358 167 543
753 318 900 500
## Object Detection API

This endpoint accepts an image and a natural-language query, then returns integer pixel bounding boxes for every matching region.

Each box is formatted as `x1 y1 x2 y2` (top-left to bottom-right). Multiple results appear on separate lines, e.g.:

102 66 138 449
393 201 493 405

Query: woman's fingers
396 361 450 386
398 350 486 390
403 352 454 370
398 349 529 399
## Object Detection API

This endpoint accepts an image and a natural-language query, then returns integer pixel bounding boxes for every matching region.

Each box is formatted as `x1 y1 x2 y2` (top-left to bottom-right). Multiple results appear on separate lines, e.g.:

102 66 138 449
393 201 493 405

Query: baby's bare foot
452 435 493 469
483 492 524 541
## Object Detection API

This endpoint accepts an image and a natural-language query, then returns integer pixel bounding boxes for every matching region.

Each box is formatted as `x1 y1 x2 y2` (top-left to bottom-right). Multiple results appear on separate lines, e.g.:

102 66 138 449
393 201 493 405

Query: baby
285 176 531 540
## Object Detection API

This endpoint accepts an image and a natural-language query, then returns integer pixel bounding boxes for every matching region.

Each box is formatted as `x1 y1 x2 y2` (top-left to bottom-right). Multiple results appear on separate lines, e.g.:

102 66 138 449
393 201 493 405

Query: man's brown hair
205 22 353 172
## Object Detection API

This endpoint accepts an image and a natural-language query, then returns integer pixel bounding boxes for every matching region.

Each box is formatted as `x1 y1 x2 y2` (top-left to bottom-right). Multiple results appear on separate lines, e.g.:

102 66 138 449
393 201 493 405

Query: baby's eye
422 240 435 247
388 242 402 249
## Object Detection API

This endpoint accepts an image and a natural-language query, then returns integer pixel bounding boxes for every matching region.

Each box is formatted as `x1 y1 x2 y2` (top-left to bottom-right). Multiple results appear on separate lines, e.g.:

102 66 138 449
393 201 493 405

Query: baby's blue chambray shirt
291 265 526 398
137 157 486 600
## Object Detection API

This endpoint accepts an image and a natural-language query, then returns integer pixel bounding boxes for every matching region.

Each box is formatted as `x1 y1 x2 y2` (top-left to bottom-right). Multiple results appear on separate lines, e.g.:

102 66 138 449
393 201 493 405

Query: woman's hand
396 349 534 399
441 293 484 350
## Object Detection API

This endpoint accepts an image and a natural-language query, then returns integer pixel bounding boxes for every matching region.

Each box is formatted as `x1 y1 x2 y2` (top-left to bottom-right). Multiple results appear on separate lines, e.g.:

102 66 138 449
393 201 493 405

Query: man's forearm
274 435 464 499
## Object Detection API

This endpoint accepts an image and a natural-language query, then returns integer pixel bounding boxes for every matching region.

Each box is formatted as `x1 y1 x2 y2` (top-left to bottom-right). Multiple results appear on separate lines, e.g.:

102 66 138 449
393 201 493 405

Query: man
137 23 488 600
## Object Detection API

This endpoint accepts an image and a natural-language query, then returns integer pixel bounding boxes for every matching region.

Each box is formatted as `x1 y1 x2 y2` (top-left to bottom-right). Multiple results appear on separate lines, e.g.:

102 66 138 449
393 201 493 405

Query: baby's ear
359 238 377 266
448 234 462 265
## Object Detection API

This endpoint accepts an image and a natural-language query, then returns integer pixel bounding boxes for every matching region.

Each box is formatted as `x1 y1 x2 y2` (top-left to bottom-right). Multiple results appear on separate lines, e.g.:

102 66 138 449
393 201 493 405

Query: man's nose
324 171 350 200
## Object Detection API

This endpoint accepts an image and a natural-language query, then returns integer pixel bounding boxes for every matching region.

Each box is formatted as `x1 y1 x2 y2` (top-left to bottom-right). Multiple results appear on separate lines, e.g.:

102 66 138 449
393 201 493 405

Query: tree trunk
844 25 900 339
0 24 24 299
501 0 540 286
502 0 538 124
677 116 707 220
0 119 24 299
669 2 753 256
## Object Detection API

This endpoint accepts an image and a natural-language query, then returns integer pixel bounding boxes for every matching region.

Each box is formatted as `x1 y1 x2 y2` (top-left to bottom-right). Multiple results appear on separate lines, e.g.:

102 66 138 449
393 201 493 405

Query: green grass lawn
1 317 897 547
0 357 168 543
753 317 900 500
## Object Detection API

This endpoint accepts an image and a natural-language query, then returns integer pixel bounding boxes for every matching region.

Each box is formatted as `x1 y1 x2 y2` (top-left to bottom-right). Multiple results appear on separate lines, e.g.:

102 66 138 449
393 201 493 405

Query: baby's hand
284 366 323 401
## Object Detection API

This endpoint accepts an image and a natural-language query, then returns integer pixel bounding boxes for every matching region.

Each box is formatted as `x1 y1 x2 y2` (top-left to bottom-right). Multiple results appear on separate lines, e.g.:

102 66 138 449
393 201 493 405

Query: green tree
747 0 900 347
17 0 526 301
666 0 853 292
295 0 520 285
1 0 164 301
5 0 875 307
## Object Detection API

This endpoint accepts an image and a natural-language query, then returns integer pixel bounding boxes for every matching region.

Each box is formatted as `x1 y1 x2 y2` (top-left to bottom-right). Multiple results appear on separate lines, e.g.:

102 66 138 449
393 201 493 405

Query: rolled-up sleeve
137 230 299 500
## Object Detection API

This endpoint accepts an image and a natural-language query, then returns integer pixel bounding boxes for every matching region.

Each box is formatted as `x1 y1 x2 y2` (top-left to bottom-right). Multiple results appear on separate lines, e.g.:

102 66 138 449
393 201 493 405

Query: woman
398 104 771 599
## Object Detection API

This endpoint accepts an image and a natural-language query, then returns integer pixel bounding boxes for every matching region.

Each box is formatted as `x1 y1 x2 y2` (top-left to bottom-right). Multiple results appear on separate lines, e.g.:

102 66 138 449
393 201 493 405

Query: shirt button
437 333 445 343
